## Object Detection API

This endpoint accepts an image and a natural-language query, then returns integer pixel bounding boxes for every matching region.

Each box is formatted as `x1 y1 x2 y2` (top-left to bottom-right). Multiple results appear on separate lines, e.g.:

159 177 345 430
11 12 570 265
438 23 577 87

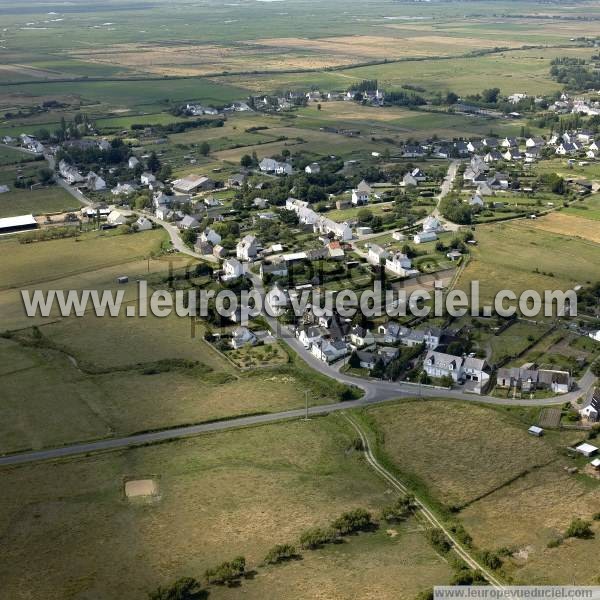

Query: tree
180 228 197 247
330 509 373 535
425 528 452 553
445 91 459 105
299 527 337 549
204 556 246 585
591 361 600 377
147 152 160 173
199 142 210 156
240 154 253 168
481 87 500 104
158 164 172 181
317 103 322 111
37 168 54 185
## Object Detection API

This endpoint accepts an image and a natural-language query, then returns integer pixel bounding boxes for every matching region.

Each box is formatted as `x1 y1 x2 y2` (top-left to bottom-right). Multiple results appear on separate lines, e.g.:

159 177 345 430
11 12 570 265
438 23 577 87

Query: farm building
0 214 38 235
576 443 598 457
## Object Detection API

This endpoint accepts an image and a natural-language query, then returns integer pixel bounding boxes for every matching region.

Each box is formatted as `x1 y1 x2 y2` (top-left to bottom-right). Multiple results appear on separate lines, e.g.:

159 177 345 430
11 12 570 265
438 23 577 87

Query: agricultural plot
458 220 600 307
365 400 558 510
0 416 452 599
564 196 600 222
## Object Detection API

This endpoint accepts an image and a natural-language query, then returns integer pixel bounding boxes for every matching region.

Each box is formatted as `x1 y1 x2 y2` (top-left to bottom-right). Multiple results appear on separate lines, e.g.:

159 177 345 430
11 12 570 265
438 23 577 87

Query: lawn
0 416 452 599
563 195 600 222
487 320 551 365
0 185 81 218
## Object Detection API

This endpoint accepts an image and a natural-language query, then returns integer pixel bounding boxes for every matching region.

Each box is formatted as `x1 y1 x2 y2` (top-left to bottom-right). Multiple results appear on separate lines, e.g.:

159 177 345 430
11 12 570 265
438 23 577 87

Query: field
364 400 600 584
564 196 600 222
458 219 600 306
0 415 452 599
527 211 600 244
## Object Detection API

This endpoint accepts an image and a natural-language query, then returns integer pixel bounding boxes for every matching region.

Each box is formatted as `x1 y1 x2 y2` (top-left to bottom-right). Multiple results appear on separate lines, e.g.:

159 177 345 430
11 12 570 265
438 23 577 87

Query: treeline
131 118 224 134
550 57 600 90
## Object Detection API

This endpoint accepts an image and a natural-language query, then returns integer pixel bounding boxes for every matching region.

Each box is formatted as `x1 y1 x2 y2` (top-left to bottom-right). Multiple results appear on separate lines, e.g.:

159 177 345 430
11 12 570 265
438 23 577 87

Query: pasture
0 416 452 599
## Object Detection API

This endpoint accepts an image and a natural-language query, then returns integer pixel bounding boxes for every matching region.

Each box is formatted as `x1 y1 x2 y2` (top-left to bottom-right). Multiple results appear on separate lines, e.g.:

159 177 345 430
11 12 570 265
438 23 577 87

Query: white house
422 216 441 233
367 244 389 266
297 325 324 349
385 252 418 277
231 327 257 349
134 216 153 231
59 160 84 184
236 235 260 261
141 172 156 186
310 339 349 363
128 156 140 169
414 231 438 244
580 392 600 422
112 183 136 196
107 210 129 226
222 258 244 281
349 326 375 348
352 188 369 205
305 162 320 174
178 215 200 230
423 350 488 388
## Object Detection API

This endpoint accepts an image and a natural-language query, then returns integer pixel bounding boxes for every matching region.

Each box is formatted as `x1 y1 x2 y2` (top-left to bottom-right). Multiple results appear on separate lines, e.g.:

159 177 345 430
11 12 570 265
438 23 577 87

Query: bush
299 527 338 549
330 508 373 535
450 568 486 586
263 543 298 565
425 528 452 554
480 550 502 570
204 556 246 585
381 494 416 523
148 577 202 600
565 518 594 539
593 512 600 521
547 537 563 548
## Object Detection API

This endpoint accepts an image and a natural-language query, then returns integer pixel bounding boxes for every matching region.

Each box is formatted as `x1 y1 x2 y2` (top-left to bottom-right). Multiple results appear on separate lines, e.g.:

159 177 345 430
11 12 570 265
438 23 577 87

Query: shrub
547 537 563 548
480 550 502 570
425 528 452 554
593 512 600 521
263 543 298 565
299 527 338 549
330 508 373 535
204 556 246 585
381 494 416 523
565 518 594 539
148 577 202 600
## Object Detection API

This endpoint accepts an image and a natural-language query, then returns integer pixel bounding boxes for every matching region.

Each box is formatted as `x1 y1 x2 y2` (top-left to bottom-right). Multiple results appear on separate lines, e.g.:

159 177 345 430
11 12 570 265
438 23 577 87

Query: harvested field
527 212 600 244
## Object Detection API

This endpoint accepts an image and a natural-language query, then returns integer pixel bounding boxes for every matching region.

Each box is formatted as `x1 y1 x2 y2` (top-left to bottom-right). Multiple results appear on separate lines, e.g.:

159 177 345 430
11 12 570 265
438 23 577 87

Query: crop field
457 220 600 306
0 415 452 599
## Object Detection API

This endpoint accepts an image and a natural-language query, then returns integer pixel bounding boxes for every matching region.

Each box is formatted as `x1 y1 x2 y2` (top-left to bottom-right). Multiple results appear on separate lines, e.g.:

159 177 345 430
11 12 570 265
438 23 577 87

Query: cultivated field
0 416 452 599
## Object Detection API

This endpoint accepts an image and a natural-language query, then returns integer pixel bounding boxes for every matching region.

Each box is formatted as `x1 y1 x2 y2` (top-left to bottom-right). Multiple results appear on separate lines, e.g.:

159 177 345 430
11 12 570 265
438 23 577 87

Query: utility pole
304 390 310 421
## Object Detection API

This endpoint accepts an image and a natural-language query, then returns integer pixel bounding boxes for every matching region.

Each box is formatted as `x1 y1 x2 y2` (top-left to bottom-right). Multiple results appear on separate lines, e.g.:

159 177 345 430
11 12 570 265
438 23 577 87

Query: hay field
366 400 558 509
0 417 452 599
527 211 600 243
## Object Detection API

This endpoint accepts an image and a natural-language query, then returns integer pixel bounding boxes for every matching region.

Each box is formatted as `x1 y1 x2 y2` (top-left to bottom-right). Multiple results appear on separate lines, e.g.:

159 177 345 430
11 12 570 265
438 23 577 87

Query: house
311 339 349 363
484 150 503 163
228 173 247 187
469 194 484 207
349 326 375 348
402 145 426 158
200 228 221 246
259 259 288 280
501 137 518 148
496 367 571 394
134 216 153 231
502 148 523 161
403 172 418 187
351 188 369 205
423 350 464 382
575 443 598 458
172 174 214 193
222 258 244 281
378 324 441 349
297 325 324 349
538 369 572 394
482 137 499 148
112 183 137 196
178 215 200 230
59 160 84 184
259 158 292 175
385 252 418 277
526 136 545 148
128 157 140 169
422 216 441 232
86 172 106 191
141 172 156 186
231 327 257 349
194 239 213 255
356 350 378 370
414 231 438 244
236 235 260 261
556 142 579 155
305 162 321 174
107 210 130 226
467 140 484 153
367 244 389 266
155 206 172 221
392 231 405 241
213 245 227 259
579 390 600 422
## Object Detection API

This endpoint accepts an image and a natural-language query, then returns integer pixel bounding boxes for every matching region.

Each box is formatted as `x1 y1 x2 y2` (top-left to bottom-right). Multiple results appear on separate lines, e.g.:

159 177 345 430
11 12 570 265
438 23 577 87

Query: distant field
527 211 600 244
563 196 600 222
0 146 37 166
0 186 81 218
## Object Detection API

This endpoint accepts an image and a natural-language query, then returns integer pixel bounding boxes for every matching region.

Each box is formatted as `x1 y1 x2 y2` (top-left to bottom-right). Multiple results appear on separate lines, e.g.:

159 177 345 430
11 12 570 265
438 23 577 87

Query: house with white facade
222 258 244 281
236 235 260 261
385 252 418 277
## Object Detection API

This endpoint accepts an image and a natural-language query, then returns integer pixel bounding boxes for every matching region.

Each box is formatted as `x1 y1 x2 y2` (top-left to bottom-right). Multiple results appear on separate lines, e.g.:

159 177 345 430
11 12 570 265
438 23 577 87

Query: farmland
0 415 452 600
364 400 600 584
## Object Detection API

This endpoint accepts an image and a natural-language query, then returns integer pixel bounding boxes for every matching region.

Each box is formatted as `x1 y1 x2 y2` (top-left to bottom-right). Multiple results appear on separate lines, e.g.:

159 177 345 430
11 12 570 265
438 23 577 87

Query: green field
0 415 452 599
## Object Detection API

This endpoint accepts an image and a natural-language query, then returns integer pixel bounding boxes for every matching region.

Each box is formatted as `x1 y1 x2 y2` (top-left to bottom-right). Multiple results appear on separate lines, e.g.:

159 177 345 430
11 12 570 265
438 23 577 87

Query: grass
488 321 551 365
0 415 452 599
0 185 81 218
364 399 561 510
564 196 600 222
458 219 600 307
